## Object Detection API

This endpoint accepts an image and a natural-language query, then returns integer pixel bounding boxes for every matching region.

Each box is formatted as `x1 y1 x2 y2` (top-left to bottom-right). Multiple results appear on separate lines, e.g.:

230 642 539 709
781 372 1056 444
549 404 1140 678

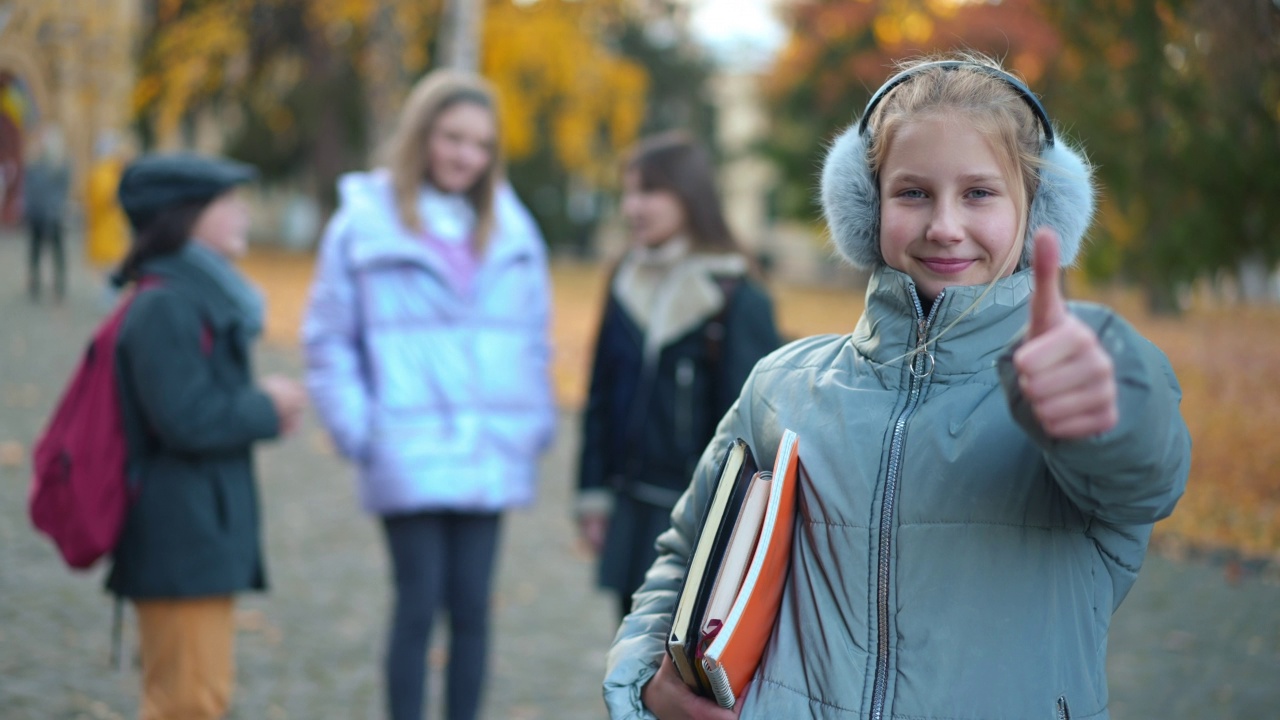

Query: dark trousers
27 219 66 301
381 510 502 720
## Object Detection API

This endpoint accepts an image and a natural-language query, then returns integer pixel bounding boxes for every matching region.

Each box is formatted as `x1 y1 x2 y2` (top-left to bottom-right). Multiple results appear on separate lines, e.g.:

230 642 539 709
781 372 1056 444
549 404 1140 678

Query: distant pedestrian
575 131 782 622
85 131 132 306
302 69 556 720
110 152 307 720
23 126 71 302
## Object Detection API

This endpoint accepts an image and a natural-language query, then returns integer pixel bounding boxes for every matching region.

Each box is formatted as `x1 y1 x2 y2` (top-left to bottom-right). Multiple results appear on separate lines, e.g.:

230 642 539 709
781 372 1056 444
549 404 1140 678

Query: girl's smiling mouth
918 257 976 274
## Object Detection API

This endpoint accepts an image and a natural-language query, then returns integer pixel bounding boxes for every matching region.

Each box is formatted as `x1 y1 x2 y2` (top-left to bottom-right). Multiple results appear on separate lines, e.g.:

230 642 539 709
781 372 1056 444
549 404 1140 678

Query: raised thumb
1029 227 1066 338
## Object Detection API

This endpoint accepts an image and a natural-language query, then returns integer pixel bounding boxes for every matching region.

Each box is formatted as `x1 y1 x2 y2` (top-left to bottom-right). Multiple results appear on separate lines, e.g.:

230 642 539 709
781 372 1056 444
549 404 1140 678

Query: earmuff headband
856 61 1055 147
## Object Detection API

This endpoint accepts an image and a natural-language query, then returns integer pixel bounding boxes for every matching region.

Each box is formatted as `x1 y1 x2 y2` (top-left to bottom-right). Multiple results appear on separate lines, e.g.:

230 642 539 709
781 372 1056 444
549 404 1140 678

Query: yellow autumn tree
133 1 250 146
134 0 651 226
483 0 648 188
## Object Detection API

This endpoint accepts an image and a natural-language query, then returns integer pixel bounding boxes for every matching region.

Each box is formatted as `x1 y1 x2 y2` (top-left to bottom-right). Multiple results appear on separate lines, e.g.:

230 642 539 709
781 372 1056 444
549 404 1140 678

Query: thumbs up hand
1012 228 1118 439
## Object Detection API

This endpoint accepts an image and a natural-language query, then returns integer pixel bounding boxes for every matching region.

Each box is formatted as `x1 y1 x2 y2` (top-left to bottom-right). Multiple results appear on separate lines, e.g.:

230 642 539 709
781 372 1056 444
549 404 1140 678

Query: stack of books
666 429 801 709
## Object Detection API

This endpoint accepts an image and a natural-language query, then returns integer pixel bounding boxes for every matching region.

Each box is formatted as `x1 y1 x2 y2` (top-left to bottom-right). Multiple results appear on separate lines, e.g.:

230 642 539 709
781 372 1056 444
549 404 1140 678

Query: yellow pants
133 597 235 720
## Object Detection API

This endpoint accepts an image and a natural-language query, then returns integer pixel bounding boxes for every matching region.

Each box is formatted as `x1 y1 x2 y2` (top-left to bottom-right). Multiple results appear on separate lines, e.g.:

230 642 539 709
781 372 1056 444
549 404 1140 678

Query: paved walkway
1 232 1278 719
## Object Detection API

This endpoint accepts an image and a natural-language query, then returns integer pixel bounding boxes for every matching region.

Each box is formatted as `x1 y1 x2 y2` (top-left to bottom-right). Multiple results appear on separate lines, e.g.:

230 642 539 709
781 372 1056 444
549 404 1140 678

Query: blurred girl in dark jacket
111 153 307 720
576 132 782 620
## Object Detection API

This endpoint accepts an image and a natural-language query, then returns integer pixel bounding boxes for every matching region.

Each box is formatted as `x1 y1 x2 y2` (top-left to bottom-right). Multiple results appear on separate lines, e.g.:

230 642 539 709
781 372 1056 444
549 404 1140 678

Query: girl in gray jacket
604 53 1190 720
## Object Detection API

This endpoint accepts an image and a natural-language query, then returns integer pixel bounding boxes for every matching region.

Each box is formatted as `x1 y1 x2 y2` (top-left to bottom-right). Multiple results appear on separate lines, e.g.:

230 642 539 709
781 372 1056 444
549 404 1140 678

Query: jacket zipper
869 291 942 720
1057 696 1071 720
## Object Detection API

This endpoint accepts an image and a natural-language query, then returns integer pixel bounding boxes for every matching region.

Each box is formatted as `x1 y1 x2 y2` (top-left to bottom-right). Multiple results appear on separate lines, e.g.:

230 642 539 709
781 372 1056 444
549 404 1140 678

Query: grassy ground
240 248 1280 565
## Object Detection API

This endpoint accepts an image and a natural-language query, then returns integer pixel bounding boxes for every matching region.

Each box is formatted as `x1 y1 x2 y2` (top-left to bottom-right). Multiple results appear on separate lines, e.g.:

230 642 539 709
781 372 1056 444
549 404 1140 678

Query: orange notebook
698 429 801 709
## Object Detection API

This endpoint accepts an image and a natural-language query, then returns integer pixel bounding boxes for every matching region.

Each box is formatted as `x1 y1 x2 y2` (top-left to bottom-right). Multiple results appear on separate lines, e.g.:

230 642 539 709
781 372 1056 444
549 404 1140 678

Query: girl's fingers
1015 314 1118 439
1013 315 1098 376
1018 343 1114 401
1039 405 1119 439
1032 381 1116 422
1028 371 1118 438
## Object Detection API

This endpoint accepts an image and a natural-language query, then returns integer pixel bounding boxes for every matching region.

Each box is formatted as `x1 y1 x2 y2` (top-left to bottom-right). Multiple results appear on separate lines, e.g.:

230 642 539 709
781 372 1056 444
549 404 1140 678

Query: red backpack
28 281 160 569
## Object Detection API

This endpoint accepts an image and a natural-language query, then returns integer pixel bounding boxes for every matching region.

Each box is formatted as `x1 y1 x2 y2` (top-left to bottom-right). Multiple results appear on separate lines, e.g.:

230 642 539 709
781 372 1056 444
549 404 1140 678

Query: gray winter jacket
603 266 1190 720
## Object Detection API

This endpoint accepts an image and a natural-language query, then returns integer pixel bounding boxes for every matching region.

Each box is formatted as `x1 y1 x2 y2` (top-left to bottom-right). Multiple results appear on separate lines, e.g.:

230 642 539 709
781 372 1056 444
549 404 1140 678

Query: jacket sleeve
118 290 279 453
602 366 762 718
576 299 617 516
998 305 1191 527
718 279 783 414
301 210 373 461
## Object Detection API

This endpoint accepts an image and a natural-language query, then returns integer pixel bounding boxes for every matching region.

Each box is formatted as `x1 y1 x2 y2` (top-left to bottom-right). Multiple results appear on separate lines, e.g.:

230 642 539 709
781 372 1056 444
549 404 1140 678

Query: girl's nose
925 200 964 243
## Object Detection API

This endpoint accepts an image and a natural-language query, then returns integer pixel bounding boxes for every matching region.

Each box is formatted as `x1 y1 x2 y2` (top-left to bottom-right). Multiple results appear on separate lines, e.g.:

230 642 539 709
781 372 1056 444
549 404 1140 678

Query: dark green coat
107 252 280 598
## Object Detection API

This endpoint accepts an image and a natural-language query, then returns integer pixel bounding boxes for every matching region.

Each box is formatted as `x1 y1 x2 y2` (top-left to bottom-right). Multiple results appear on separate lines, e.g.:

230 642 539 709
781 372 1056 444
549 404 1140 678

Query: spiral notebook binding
701 657 735 709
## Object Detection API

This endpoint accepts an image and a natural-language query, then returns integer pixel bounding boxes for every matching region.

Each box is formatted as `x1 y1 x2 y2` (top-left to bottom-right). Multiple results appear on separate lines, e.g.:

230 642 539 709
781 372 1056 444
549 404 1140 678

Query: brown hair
113 199 210 286
866 53 1044 276
379 69 502 254
626 131 741 254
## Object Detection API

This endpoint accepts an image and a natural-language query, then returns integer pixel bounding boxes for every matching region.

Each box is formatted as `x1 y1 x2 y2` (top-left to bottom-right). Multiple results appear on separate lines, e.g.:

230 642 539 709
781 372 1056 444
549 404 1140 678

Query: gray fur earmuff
820 63 1096 270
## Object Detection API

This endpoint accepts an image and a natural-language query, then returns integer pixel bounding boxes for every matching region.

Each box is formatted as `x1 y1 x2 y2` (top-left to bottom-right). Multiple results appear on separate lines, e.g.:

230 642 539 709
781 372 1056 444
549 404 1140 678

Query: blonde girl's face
620 169 688 248
425 101 496 194
191 190 251 260
879 116 1024 301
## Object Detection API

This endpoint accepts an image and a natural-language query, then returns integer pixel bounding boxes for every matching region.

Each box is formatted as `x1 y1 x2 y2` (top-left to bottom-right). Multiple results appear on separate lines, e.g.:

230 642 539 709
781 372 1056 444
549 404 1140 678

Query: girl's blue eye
968 188 993 199
901 189 926 199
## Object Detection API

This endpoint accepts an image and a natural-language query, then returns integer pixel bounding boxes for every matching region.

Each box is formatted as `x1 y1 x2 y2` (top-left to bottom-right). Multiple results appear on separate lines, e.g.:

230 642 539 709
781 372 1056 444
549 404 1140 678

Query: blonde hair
379 69 502 254
865 53 1048 364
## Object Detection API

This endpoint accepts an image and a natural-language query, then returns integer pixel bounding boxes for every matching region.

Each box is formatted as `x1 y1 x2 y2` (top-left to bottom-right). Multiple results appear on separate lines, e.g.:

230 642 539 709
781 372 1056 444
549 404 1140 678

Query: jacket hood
335 170 544 270
820 118 1096 271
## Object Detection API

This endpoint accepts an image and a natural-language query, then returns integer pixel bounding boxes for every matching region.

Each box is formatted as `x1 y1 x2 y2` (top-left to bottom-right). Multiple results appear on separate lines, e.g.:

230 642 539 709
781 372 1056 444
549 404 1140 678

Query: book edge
667 441 747 646
700 470 771 632
702 428 798 660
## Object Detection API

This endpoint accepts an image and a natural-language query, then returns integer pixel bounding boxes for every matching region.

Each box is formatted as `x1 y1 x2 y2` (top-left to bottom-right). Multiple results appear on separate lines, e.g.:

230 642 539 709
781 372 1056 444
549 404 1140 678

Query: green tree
1045 0 1201 313
1185 0 1280 293
1044 0 1279 311
132 0 666 242
133 0 439 209
512 0 721 256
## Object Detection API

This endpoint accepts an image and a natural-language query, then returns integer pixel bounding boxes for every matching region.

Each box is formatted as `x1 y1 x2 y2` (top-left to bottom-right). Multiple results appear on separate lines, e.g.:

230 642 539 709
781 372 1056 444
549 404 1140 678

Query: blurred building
0 0 140 225
712 64 859 287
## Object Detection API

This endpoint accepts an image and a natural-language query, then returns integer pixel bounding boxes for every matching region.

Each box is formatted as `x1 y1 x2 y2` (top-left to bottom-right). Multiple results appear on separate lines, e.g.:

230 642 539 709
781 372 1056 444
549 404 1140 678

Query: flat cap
118 152 257 231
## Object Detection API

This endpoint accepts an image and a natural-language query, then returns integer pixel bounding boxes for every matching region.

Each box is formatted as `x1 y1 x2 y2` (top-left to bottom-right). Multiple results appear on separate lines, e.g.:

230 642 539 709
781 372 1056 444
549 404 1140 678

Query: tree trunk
438 0 484 71
306 31 343 214
1143 278 1182 316
366 0 405 145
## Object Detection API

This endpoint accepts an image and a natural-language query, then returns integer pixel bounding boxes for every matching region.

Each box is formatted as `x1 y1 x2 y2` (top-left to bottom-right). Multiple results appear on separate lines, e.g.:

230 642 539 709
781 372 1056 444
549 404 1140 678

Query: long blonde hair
379 70 502 253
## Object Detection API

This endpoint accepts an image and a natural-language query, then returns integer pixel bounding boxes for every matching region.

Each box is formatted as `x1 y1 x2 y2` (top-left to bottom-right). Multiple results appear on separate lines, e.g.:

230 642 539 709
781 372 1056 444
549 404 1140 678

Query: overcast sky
688 0 787 66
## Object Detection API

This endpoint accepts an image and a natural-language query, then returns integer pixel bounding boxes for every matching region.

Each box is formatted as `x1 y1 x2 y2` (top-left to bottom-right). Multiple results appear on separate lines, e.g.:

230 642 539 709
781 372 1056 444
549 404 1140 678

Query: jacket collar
852 266 1033 378
139 249 255 330
337 170 536 273
613 248 749 360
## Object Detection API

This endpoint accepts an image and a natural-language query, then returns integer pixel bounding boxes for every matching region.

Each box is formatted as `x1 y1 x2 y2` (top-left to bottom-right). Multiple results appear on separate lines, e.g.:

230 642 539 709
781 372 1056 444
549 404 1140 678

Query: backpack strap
703 274 741 376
